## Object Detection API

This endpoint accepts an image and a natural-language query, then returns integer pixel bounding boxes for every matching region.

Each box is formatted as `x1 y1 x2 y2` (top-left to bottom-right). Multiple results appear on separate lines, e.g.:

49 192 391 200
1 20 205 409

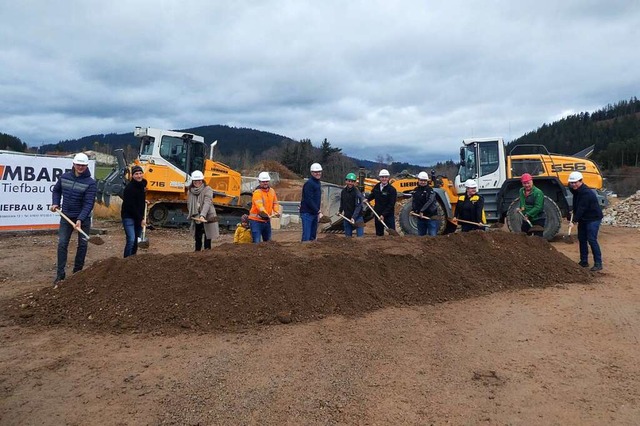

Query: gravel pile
602 190 640 227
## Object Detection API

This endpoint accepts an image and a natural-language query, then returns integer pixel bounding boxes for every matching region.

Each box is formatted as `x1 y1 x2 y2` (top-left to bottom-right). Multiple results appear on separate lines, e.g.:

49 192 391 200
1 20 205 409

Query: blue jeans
57 217 91 279
417 218 440 236
578 220 602 266
250 220 272 243
122 217 142 258
301 212 318 241
343 217 364 237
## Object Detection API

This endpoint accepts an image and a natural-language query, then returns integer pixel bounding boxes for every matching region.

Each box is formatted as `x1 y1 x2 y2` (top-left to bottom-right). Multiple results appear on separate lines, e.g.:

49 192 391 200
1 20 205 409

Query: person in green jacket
518 173 545 237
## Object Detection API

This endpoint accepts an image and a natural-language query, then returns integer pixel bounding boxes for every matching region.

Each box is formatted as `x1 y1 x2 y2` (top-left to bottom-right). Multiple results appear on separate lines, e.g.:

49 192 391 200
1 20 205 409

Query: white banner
0 151 95 231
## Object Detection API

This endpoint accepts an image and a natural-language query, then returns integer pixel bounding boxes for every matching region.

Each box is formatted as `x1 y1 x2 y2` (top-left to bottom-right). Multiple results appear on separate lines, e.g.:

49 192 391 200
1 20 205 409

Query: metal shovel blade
88 235 105 245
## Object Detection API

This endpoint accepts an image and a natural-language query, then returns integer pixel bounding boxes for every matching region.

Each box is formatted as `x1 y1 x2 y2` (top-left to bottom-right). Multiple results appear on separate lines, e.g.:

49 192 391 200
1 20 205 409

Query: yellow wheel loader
96 127 248 229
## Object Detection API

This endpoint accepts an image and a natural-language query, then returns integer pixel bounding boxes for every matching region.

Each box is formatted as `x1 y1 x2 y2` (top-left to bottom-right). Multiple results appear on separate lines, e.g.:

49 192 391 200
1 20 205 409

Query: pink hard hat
520 173 533 183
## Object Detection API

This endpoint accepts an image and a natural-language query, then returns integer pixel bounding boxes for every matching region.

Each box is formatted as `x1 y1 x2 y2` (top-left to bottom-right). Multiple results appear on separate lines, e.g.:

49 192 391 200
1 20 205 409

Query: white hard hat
310 163 323 172
417 171 429 180
258 171 271 182
191 170 204 180
464 179 478 188
73 153 89 165
379 169 390 177
568 171 583 183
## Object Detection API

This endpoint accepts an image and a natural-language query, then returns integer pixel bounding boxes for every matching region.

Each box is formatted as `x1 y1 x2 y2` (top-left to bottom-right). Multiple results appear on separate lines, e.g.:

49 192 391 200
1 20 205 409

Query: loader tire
506 195 561 241
399 197 453 236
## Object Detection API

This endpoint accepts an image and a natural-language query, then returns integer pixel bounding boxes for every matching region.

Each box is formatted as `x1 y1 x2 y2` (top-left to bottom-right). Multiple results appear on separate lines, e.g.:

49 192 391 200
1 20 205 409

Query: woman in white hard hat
567 171 603 271
187 170 219 251
248 171 280 242
300 163 323 242
453 179 486 232
365 169 398 236
121 165 147 257
411 171 440 236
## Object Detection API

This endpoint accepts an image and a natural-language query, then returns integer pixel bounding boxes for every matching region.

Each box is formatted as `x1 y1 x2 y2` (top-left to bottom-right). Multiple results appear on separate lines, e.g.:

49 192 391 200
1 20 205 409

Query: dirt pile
3 232 592 334
603 190 640 227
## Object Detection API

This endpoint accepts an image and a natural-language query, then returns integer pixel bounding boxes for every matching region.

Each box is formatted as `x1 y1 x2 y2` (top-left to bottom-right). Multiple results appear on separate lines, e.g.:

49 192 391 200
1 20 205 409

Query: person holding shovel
453 179 486 232
187 170 219 251
568 171 603 271
518 173 545 237
338 172 365 237
300 163 323 242
50 153 97 284
121 165 147 257
248 171 280 243
411 171 440 236
365 169 398 236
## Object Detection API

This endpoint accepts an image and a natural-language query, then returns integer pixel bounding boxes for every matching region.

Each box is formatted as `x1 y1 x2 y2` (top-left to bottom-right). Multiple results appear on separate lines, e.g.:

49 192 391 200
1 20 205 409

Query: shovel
56 209 104 245
518 209 545 234
410 211 443 221
338 213 365 228
318 212 332 223
363 200 399 236
138 202 149 249
563 212 575 244
448 217 492 228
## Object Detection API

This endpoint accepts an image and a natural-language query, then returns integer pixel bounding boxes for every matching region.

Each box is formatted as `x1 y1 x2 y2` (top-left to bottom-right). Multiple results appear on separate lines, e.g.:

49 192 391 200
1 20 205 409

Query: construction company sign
0 151 95 231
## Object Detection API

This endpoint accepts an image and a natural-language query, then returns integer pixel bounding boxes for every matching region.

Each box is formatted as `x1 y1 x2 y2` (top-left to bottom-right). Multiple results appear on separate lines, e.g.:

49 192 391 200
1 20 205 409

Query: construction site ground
1 218 639 425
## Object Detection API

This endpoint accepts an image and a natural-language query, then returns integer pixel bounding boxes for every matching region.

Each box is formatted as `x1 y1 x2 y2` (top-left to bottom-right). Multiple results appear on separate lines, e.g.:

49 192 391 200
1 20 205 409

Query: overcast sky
1 1 638 165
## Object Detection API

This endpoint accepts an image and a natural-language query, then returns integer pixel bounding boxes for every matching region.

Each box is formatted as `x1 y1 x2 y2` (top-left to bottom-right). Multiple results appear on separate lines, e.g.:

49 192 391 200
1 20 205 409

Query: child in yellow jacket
234 214 253 243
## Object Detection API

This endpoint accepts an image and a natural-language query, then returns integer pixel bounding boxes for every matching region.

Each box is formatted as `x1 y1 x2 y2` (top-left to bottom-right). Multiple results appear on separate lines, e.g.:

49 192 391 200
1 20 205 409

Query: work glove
258 211 270 220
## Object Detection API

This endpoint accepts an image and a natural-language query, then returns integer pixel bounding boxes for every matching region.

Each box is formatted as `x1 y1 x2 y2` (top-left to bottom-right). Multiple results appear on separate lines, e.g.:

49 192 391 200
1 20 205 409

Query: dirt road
1 222 639 425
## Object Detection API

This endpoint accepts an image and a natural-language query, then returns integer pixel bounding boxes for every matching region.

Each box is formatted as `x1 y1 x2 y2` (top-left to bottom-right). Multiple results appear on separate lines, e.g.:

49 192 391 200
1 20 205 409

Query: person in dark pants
50 153 97 285
365 169 397 236
187 170 219 251
411 171 440 236
568 171 603 271
121 165 147 257
339 172 365 237
300 163 323 242
453 179 485 232
518 173 546 237
248 171 280 243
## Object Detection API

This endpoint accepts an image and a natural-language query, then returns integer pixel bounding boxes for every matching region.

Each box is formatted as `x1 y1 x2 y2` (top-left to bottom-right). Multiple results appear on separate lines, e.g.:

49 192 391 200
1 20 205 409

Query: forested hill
38 125 293 157
509 97 640 168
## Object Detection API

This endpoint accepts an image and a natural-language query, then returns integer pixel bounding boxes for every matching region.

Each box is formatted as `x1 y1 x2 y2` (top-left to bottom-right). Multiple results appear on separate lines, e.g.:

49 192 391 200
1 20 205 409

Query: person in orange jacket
234 214 253 244
248 172 280 243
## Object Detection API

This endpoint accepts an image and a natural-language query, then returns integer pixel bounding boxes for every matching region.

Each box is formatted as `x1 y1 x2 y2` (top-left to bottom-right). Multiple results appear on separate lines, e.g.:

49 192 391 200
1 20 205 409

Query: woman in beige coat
187 171 219 251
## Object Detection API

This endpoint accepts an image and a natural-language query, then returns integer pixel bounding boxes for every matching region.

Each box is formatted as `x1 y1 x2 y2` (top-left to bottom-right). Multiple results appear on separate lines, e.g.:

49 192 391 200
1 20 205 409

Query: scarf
188 184 206 217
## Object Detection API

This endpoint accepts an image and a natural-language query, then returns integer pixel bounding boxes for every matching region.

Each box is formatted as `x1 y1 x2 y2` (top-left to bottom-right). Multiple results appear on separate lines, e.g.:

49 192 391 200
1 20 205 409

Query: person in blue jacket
568 171 604 271
300 163 323 241
50 153 97 284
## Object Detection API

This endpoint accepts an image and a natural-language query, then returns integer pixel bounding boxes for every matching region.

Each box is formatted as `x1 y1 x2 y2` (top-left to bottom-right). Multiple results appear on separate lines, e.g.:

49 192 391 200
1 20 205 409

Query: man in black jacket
365 169 397 236
412 171 440 236
568 171 604 271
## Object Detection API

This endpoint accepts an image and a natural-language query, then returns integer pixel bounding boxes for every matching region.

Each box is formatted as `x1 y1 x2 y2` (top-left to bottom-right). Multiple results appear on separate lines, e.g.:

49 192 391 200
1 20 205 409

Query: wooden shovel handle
56 209 91 239
338 213 354 224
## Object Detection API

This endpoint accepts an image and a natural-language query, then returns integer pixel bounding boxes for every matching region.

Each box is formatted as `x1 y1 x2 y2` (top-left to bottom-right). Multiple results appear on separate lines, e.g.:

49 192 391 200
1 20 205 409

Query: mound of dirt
3 232 592 335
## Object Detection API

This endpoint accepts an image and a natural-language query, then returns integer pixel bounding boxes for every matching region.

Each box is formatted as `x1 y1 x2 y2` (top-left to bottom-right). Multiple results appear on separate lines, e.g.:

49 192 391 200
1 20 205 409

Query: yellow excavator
96 127 247 228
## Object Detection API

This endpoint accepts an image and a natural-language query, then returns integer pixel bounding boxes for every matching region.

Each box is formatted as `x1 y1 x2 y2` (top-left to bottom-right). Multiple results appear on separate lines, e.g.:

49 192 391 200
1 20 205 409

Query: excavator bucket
95 149 128 207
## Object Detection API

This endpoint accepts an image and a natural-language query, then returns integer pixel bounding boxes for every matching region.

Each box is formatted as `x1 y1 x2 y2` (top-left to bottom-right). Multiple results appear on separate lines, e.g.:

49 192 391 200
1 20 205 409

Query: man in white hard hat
365 169 398 236
411 171 440 236
50 152 96 284
248 171 280 242
453 179 486 232
300 163 323 241
567 171 603 271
